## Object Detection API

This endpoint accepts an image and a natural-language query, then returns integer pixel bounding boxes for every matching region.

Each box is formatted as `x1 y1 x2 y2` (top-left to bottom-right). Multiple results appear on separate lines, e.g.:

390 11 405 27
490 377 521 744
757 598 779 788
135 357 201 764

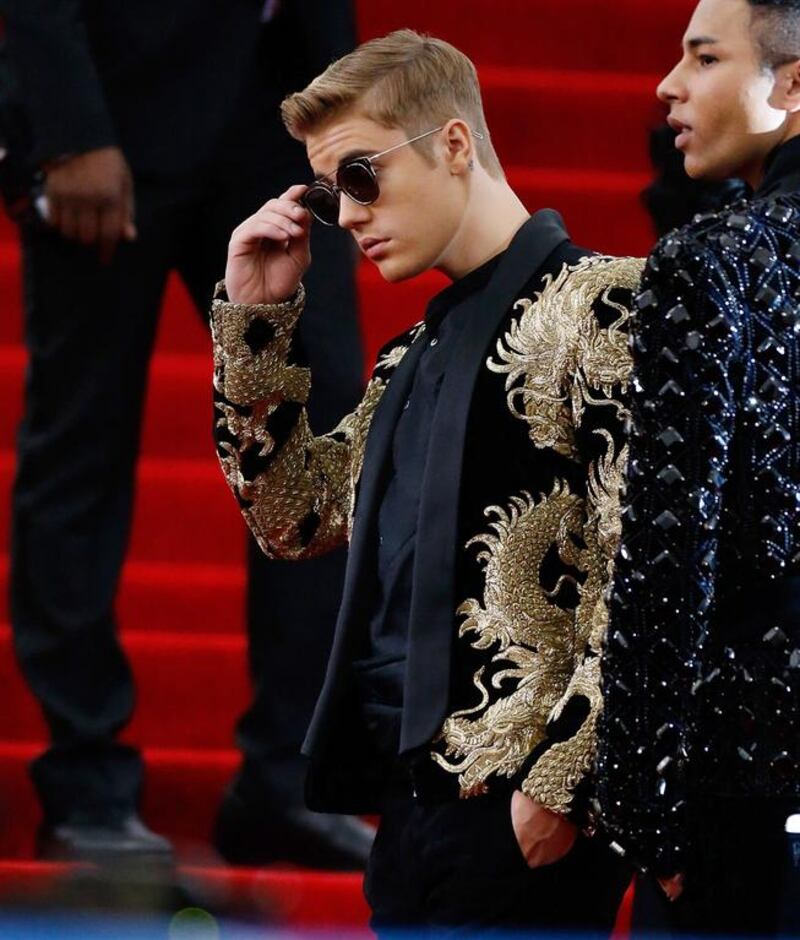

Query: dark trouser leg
633 796 795 938
366 790 632 936
177 138 363 809
11 197 176 825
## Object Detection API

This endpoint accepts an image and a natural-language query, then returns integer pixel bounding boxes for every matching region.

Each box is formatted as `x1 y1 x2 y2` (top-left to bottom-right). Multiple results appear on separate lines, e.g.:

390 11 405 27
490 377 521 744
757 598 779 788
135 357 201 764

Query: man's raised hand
225 185 313 305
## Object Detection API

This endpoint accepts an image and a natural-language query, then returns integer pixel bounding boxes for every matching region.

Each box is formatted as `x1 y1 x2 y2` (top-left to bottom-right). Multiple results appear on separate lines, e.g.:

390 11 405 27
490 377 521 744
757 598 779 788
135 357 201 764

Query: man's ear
773 59 800 113
441 119 473 175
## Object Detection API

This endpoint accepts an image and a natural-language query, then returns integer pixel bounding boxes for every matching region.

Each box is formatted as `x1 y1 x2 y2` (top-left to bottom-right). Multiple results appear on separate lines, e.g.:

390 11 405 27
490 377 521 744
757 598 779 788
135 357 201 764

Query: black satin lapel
399 209 571 753
350 330 429 549
303 324 429 755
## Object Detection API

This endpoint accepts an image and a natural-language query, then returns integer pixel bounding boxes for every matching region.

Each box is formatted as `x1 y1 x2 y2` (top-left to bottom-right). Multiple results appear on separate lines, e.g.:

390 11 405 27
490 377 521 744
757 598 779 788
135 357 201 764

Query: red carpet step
0 626 248 750
481 68 664 175
357 0 695 76
0 861 370 929
0 347 217 463
0 743 238 859
0 454 244 566
0 557 245 638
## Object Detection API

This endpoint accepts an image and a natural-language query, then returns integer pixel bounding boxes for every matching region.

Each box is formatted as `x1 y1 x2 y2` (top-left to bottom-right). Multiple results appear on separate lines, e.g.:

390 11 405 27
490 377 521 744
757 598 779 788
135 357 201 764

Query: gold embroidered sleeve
519 256 644 815
211 283 383 561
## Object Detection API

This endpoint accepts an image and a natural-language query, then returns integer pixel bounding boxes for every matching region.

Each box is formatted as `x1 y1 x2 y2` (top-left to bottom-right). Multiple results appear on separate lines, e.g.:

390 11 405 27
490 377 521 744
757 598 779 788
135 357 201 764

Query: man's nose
657 60 686 105
338 193 371 230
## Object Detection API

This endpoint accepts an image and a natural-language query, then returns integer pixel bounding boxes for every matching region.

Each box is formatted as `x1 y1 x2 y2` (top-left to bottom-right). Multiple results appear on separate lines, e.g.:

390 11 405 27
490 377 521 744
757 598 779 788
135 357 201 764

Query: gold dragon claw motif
488 256 644 456
434 481 591 797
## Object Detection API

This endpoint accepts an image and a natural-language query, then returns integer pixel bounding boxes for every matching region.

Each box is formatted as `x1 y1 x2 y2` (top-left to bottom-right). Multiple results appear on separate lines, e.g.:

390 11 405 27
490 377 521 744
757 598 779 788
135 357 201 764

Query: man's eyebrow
337 149 371 165
687 35 719 49
313 150 371 181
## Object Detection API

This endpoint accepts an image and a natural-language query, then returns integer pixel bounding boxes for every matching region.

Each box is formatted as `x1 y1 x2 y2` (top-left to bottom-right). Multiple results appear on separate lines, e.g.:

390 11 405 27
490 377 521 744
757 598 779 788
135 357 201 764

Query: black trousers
631 796 799 937
365 788 632 937
10 130 362 824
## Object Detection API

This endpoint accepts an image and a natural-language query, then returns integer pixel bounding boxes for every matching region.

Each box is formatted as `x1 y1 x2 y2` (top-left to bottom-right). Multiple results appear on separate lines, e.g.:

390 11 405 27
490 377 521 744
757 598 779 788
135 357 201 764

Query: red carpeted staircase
0 0 695 929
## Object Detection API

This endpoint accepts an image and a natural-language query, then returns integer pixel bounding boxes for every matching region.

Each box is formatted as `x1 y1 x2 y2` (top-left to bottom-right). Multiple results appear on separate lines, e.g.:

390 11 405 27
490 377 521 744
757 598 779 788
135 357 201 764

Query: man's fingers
260 194 310 224
97 205 123 264
258 208 306 236
254 201 309 231
58 204 81 242
123 183 137 241
45 193 61 230
232 216 305 248
658 874 685 902
77 204 100 246
278 183 309 202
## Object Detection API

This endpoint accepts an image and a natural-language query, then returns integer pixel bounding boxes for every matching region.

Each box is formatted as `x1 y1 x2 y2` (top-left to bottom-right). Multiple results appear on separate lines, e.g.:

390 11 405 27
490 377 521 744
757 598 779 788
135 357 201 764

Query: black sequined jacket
597 138 800 877
212 211 643 815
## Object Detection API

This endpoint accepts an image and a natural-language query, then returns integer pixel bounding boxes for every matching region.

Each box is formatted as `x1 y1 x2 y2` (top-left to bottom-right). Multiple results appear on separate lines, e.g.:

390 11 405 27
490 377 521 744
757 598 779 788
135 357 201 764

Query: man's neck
745 120 800 189
435 178 530 281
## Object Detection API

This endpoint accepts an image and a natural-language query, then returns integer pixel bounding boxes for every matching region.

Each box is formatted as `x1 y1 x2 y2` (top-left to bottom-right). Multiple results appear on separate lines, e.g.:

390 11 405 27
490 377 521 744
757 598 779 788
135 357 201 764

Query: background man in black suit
1 0 371 866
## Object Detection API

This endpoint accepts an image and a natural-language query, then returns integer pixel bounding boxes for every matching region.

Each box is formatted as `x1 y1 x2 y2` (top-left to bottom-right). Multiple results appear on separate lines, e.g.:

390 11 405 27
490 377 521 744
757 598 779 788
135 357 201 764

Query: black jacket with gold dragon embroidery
212 211 643 816
597 137 800 877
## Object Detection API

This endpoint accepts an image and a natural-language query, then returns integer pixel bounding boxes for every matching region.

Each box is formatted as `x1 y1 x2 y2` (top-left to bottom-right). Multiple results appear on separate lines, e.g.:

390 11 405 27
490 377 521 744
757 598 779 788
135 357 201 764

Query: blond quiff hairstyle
280 29 503 179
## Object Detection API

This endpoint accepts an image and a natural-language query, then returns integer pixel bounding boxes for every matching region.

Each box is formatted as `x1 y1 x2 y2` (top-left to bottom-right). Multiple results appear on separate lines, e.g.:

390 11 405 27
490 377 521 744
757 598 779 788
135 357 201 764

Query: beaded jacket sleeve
596 232 744 876
210 282 411 561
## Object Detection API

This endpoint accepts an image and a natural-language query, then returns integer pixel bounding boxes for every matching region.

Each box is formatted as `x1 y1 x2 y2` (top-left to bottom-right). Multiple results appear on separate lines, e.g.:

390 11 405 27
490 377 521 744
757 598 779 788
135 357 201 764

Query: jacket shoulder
653 191 800 269
369 320 425 381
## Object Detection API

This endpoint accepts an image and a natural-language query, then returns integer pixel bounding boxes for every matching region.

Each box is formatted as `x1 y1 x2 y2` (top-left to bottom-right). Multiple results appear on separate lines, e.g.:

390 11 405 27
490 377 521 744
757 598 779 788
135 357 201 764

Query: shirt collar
424 249 505 335
757 134 800 198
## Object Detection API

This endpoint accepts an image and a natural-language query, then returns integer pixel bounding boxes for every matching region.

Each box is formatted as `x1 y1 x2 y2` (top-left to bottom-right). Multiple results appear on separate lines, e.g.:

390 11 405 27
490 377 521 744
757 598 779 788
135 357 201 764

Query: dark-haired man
597 0 800 934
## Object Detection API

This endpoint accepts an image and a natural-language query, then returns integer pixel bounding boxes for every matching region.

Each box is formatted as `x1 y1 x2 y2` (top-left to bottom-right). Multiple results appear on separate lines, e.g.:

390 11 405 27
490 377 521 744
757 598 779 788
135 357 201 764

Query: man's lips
358 237 390 260
667 115 693 148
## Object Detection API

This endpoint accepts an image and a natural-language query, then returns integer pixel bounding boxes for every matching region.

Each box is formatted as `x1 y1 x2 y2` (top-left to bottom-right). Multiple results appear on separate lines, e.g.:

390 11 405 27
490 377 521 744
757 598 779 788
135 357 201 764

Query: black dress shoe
37 813 174 863
213 789 375 870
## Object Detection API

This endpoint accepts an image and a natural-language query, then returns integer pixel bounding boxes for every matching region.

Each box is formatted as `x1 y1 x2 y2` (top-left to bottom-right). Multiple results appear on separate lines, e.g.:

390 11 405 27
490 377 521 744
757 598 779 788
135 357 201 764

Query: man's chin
374 255 426 283
682 153 709 180
683 152 730 183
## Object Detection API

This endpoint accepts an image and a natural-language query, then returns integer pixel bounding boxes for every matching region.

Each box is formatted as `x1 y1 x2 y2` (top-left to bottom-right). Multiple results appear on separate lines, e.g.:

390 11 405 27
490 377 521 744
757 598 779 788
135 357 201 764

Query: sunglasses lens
302 185 339 226
338 161 379 205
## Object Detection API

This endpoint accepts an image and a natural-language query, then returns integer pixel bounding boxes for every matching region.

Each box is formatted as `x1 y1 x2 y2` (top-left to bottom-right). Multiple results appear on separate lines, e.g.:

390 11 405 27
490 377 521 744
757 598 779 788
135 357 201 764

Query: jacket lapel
304 209 570 759
400 209 570 752
302 319 430 752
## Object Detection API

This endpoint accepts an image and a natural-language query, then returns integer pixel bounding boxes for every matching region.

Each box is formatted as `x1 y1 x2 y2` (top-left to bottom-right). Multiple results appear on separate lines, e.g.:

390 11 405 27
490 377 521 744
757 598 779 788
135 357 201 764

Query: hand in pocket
510 790 578 868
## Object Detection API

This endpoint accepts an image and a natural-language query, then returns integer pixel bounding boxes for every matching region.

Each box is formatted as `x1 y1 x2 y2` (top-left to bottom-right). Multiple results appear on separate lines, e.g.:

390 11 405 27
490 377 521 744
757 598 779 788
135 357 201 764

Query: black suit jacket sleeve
596 237 743 876
2 0 116 165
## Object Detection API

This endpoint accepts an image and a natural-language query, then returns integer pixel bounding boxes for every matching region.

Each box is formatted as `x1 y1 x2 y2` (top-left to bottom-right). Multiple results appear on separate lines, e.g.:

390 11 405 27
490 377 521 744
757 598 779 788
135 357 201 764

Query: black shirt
351 250 504 757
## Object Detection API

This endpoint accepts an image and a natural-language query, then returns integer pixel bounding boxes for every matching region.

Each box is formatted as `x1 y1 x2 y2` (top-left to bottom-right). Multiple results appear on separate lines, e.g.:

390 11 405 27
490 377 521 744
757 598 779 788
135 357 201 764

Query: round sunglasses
301 125 484 226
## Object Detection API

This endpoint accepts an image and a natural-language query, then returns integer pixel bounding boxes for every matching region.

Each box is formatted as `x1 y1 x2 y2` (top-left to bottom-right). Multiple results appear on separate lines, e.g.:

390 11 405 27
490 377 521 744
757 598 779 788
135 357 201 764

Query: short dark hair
747 0 800 68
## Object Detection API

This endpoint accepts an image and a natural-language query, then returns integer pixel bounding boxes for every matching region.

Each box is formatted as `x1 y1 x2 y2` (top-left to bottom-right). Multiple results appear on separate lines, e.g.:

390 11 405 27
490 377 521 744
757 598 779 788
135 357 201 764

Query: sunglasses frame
302 124 485 226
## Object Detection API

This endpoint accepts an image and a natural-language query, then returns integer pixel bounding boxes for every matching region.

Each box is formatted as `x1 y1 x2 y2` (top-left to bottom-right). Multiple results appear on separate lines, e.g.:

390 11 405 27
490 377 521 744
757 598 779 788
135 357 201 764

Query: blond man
212 29 641 933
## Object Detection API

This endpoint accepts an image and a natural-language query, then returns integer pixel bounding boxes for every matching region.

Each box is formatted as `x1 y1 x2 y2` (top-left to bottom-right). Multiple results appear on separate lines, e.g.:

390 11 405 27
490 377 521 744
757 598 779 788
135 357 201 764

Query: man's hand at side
510 789 578 868
44 146 137 264
658 873 685 902
225 185 312 305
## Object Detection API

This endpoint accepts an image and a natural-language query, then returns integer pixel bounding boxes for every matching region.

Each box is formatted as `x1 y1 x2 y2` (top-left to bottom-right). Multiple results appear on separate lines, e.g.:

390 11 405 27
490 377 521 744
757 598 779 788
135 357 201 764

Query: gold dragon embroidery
212 290 411 558
432 484 584 796
489 255 643 457
433 256 644 809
